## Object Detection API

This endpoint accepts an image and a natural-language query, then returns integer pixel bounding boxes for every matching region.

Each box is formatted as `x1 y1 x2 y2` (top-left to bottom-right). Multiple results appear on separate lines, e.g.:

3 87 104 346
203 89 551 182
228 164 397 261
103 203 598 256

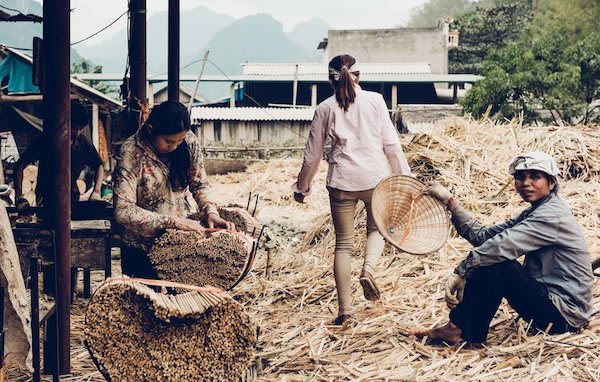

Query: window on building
448 31 460 48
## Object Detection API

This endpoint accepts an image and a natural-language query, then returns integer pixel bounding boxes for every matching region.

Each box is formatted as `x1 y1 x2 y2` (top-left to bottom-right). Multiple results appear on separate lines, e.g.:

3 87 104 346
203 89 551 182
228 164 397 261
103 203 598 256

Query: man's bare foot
414 321 464 344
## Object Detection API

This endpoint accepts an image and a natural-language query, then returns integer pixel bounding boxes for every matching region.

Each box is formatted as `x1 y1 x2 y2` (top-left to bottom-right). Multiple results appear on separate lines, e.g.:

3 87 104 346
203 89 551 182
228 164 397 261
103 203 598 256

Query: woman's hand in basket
171 217 207 236
207 213 236 231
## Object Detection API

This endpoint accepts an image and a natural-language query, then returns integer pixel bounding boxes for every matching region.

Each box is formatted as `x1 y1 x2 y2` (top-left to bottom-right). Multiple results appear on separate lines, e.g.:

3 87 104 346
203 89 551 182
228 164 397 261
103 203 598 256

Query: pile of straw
226 118 600 381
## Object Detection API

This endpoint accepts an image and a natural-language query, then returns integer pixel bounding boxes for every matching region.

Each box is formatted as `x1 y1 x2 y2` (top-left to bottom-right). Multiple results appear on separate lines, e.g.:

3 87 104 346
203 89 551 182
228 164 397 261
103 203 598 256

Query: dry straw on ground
7 117 600 381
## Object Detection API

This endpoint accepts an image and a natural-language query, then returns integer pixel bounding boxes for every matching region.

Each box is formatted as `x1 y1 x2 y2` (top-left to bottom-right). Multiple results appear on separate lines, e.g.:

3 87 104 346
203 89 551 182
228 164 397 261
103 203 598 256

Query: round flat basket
371 175 450 254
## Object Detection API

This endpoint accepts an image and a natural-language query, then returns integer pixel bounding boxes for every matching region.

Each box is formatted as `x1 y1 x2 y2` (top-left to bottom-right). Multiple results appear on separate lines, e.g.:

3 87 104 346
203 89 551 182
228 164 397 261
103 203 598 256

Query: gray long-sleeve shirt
452 193 594 328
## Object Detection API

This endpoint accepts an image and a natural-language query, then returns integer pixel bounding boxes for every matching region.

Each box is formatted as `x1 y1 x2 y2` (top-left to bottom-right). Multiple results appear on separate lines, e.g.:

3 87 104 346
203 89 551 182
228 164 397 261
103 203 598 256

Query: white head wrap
328 64 357 81
508 151 559 177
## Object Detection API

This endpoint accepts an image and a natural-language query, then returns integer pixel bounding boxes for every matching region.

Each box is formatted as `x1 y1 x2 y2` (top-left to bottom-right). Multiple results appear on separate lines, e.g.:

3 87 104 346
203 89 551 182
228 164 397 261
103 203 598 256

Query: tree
462 31 582 123
529 0 600 47
448 1 533 74
71 59 119 99
405 0 475 27
568 33 600 123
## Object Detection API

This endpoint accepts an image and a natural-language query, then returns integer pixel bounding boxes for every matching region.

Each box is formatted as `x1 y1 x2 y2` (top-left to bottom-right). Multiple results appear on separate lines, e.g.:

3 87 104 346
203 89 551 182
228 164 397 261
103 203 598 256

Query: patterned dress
113 128 218 252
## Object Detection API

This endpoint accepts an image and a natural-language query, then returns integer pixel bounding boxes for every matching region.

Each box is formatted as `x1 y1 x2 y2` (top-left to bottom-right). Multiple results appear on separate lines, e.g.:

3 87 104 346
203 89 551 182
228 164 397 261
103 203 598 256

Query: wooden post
167 0 180 101
265 247 273 280
311 84 317 107
43 0 72 372
391 85 398 110
453 83 458 103
230 83 236 108
292 64 299 107
188 50 209 112
147 82 154 106
91 103 99 150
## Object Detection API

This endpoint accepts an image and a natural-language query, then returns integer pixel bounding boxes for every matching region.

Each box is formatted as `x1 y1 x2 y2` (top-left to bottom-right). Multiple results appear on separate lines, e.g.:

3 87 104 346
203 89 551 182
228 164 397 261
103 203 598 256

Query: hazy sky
68 0 429 46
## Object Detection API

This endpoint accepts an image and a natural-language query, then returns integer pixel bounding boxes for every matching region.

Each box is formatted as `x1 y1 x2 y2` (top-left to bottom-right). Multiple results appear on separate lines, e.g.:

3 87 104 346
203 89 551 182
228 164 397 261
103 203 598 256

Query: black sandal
359 270 381 301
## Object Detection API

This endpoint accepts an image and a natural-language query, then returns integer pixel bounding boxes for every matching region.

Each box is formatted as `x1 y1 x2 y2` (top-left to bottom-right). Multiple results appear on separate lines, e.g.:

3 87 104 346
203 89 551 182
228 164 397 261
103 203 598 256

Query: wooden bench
12 219 112 299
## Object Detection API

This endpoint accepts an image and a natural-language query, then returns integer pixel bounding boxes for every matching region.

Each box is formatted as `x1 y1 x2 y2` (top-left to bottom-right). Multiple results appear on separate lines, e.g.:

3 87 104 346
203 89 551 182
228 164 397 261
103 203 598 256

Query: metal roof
0 10 42 22
2 46 122 108
191 107 315 123
74 72 482 84
241 62 432 76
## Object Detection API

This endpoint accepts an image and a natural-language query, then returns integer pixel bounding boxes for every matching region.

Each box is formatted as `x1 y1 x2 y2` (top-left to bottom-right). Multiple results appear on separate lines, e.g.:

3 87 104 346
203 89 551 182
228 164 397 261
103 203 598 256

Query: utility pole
42 0 71 373
129 0 147 134
168 0 180 101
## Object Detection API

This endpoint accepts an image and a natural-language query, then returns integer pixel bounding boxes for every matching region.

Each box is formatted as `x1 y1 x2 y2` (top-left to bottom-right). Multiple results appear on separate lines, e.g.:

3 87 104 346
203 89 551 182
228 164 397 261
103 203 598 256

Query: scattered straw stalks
7 117 600 381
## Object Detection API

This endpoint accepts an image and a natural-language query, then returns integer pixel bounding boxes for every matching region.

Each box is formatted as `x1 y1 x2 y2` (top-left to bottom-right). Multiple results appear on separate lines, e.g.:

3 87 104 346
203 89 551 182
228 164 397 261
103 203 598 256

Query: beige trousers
329 187 385 316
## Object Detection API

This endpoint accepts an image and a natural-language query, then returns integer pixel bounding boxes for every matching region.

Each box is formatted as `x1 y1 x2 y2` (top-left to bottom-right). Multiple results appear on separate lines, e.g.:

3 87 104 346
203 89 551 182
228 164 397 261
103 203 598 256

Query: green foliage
71 59 119 99
448 1 533 74
529 0 600 46
568 33 600 123
461 30 599 123
405 0 475 27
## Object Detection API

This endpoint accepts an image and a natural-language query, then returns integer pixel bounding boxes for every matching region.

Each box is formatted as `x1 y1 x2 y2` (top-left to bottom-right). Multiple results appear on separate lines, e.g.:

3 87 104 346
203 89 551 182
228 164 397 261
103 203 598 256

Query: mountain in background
2 3 329 99
76 6 235 74
0 0 81 63
192 13 315 76
288 17 329 62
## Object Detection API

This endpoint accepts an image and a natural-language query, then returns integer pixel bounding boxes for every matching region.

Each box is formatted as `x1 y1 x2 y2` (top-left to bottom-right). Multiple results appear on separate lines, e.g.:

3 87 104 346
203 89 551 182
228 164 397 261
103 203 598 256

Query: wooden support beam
91 103 99 150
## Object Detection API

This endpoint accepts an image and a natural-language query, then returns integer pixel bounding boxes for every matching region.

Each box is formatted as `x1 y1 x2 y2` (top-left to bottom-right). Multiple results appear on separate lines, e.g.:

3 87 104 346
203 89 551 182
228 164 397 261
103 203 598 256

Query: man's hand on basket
427 183 458 211
172 217 207 236
445 273 465 310
207 213 235 231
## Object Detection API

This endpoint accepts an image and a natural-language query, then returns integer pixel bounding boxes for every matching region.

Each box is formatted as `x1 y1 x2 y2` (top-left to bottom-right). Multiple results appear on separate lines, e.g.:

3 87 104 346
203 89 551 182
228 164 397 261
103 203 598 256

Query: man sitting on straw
417 151 594 345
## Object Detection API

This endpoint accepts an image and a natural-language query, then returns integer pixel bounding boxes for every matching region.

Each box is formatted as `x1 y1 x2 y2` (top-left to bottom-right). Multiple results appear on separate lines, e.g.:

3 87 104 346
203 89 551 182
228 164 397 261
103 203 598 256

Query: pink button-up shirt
295 86 411 193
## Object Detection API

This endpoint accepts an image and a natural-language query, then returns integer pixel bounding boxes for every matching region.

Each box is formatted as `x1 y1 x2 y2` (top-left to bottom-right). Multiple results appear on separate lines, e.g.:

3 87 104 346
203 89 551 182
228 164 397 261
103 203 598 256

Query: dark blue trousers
450 260 576 343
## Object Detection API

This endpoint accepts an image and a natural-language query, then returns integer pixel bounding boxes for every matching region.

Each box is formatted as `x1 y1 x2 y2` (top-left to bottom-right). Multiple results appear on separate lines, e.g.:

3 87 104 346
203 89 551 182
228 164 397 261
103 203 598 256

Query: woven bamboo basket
190 205 261 237
218 205 262 236
84 277 258 381
149 229 257 290
371 175 450 254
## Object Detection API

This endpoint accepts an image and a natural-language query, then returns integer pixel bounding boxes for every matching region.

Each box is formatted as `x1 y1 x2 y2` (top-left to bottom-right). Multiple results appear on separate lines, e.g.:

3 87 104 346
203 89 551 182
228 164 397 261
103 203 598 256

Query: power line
2 9 127 51
70 10 127 46
147 58 207 80
0 4 22 13
0 44 32 51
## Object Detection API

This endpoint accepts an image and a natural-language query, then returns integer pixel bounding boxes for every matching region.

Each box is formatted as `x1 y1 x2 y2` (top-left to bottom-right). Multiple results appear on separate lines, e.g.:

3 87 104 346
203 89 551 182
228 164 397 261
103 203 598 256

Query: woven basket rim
372 175 449 254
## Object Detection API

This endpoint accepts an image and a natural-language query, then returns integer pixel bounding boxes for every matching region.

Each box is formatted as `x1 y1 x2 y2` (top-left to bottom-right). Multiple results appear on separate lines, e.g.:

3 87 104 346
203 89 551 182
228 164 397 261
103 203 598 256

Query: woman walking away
292 54 412 325
114 101 234 279
419 151 593 345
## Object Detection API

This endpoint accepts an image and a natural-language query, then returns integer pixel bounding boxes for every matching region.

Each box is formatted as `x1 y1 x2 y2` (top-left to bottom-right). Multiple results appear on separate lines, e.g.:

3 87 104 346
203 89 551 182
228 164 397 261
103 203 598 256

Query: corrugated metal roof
191 107 315 122
3 46 121 108
70 72 483 84
0 10 42 22
241 62 432 76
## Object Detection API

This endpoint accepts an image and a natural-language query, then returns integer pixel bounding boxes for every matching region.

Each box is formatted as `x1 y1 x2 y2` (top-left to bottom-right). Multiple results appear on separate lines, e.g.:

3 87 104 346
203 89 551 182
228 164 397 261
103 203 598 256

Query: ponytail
328 54 359 112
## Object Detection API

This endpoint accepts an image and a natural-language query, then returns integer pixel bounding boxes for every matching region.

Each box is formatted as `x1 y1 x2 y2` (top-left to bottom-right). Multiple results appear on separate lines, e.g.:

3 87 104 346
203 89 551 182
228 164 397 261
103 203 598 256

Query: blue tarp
0 54 40 94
